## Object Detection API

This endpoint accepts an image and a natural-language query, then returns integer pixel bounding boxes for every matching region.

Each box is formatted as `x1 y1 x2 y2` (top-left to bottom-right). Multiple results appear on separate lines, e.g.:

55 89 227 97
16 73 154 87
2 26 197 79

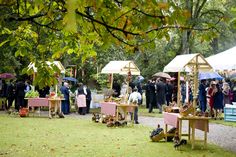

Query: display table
100 102 117 116
26 97 64 118
116 104 138 123
163 112 209 149
100 102 138 123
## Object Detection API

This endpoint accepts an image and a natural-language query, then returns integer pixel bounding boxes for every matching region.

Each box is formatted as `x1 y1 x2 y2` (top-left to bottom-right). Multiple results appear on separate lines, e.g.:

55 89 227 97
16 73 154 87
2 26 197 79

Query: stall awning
101 61 140 75
28 61 65 73
206 46 236 71
163 53 212 72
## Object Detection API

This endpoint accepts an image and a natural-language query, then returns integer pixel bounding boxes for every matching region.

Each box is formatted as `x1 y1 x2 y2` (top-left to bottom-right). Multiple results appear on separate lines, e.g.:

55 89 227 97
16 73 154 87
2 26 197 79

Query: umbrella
153 72 171 79
0 73 15 79
198 72 223 80
63 77 78 82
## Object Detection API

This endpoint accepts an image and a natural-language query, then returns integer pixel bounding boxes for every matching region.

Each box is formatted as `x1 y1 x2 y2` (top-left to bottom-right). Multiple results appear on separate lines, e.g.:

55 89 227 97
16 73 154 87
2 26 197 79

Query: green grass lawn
0 114 235 157
209 119 236 127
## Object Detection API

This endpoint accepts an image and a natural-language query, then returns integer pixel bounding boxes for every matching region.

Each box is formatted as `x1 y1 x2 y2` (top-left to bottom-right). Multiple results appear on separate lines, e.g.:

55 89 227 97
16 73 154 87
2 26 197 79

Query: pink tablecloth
163 112 209 132
163 112 179 128
100 102 117 116
27 98 49 107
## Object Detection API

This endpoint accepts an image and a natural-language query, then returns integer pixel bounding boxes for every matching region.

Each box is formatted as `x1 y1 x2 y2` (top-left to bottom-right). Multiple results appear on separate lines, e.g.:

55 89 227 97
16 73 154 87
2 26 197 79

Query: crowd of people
1 75 236 120
0 78 93 116
0 79 32 111
144 77 236 119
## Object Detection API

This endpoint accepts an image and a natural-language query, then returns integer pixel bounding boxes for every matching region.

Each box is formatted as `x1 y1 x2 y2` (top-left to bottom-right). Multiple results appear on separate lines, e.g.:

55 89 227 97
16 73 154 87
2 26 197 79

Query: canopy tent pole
126 62 131 103
110 73 113 89
193 55 199 116
177 72 181 106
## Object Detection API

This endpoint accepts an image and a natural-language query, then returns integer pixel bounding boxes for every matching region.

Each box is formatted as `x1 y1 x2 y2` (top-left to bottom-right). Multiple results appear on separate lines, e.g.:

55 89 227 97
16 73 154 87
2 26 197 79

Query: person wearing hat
207 81 217 117
128 86 141 124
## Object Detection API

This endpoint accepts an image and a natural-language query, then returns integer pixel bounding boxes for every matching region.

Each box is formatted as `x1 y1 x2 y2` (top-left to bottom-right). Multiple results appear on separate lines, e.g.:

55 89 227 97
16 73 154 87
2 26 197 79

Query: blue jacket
60 86 69 100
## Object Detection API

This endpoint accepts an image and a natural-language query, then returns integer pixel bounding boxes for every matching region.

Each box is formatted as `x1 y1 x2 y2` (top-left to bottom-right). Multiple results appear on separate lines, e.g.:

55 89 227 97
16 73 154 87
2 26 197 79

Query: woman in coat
213 84 224 120
76 83 87 115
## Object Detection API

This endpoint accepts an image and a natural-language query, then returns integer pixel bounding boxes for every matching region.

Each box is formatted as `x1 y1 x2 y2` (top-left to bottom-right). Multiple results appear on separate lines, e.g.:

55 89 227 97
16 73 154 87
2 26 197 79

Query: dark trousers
86 100 91 113
130 107 138 122
200 100 207 112
16 96 25 111
61 100 70 114
7 97 14 110
78 107 86 115
166 95 172 106
146 94 150 108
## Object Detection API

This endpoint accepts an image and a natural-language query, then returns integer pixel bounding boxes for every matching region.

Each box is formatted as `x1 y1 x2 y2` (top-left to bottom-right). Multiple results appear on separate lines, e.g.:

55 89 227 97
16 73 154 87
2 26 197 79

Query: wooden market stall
163 53 213 149
100 60 141 123
26 61 66 118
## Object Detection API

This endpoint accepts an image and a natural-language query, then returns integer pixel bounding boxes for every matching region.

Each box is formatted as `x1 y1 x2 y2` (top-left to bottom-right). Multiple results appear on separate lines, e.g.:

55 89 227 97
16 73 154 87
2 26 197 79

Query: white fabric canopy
206 46 236 71
101 61 140 75
163 53 212 72
28 61 65 73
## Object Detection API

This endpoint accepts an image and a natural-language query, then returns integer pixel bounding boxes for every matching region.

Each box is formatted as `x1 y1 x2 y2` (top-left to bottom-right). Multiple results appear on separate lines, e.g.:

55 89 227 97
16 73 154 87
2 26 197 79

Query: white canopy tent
101 61 140 75
206 46 236 71
164 53 212 73
101 60 140 92
163 53 212 115
28 61 66 73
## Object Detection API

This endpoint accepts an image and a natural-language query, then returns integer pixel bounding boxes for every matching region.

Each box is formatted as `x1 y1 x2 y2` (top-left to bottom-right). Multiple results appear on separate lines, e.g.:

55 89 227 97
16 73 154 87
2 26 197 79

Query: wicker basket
180 105 194 117
150 131 165 142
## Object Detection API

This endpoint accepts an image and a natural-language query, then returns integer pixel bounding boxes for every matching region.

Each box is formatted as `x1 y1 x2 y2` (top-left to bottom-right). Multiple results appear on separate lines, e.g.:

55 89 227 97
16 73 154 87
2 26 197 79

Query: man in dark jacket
148 79 157 113
156 78 166 113
6 80 15 110
166 80 173 106
60 82 70 114
15 79 26 111
84 85 92 114
198 80 207 112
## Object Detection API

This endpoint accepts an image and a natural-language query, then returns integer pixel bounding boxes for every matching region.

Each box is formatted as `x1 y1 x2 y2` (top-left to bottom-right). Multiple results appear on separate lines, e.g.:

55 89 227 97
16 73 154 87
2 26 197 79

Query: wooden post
110 73 113 89
193 55 199 116
177 72 181 106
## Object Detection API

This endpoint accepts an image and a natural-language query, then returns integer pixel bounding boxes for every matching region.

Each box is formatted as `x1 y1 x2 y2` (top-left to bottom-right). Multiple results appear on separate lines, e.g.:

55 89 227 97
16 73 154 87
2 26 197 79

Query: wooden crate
224 107 236 122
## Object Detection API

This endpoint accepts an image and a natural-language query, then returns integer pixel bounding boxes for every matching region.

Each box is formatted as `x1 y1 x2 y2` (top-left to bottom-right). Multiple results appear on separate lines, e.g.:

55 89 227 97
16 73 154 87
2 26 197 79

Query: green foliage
25 90 39 98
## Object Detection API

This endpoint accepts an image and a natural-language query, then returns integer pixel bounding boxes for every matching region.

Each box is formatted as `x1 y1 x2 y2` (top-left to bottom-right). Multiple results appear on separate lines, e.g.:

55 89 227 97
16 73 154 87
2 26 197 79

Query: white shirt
128 91 141 105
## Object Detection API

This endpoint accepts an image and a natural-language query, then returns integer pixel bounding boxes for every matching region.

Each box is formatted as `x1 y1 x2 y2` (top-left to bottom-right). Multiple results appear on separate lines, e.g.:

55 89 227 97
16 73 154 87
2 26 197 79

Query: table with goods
25 91 65 118
162 105 209 149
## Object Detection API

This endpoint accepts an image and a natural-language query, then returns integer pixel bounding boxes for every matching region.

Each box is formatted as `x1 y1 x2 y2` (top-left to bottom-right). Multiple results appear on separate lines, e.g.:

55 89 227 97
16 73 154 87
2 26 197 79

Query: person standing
156 78 166 113
6 80 15 110
112 80 121 97
180 81 186 105
148 79 156 113
166 79 173 106
83 85 92 114
60 82 70 114
213 84 224 119
15 79 26 111
128 87 141 124
222 82 231 106
207 81 217 117
145 80 151 109
198 80 207 113
76 83 87 115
